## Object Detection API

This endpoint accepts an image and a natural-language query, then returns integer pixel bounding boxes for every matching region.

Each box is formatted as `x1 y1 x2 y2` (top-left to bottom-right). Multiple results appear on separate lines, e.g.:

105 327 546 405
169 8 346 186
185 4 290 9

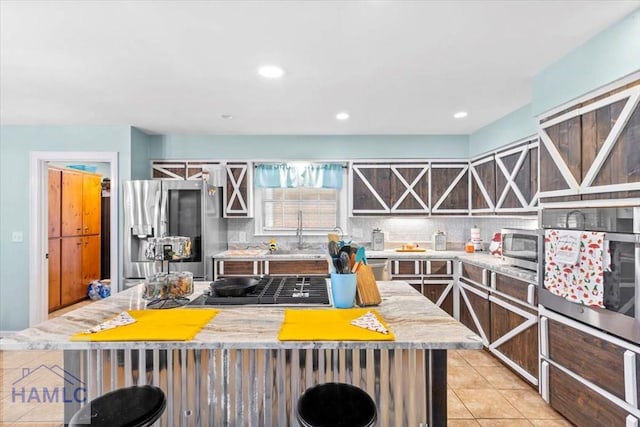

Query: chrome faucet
296 210 304 249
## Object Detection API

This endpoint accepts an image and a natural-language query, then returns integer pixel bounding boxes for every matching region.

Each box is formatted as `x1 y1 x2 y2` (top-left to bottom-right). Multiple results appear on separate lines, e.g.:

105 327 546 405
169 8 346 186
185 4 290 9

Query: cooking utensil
332 256 343 274
210 277 258 297
328 240 339 258
339 251 351 274
351 246 367 272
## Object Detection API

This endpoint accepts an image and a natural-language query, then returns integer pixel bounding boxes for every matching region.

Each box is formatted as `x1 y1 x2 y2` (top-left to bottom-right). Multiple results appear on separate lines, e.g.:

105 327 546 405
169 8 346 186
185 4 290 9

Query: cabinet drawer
494 273 537 306
217 260 260 276
549 364 629 427
547 318 627 400
392 260 421 276
426 260 451 276
266 260 328 275
461 262 485 285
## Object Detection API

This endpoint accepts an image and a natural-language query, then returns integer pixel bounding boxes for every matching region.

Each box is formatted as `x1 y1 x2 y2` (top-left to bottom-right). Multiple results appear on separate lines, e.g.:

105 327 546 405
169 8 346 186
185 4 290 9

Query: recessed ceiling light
453 111 468 119
336 112 350 121
220 114 233 120
258 65 284 79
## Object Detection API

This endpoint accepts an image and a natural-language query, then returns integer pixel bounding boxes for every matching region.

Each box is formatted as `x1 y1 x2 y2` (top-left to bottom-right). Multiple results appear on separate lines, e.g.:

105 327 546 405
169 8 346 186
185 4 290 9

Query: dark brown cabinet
540 308 640 426
495 139 538 213
213 258 329 279
225 162 253 217
457 262 490 345
431 162 469 214
350 163 430 215
469 155 496 213
539 81 640 203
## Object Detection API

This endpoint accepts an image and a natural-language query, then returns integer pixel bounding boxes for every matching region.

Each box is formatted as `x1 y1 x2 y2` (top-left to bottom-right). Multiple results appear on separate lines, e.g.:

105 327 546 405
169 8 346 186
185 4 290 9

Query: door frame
29 151 119 326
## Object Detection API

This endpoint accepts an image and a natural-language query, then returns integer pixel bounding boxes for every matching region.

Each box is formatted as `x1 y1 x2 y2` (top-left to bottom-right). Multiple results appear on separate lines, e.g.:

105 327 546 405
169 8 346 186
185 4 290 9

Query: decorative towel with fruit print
544 229 610 308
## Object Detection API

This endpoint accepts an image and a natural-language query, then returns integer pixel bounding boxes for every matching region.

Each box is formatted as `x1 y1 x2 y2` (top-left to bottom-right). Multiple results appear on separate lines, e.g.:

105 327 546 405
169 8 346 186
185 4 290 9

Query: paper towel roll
471 227 481 240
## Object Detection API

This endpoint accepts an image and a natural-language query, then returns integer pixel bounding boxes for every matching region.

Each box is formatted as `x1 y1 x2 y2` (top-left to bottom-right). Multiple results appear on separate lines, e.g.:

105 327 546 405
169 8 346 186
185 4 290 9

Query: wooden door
82 235 101 284
61 237 83 305
430 163 469 214
61 170 84 236
351 163 391 214
469 155 495 213
388 164 430 213
48 168 62 238
82 173 102 235
458 280 490 345
225 162 253 217
48 238 62 311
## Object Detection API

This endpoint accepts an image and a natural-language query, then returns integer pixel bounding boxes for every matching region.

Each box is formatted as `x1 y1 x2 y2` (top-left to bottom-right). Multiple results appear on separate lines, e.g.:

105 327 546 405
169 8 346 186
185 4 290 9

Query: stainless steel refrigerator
123 180 227 286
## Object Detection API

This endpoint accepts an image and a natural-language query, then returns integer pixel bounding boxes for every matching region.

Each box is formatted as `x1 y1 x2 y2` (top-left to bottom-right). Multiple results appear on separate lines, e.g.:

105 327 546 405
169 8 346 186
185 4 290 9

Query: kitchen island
1 281 482 427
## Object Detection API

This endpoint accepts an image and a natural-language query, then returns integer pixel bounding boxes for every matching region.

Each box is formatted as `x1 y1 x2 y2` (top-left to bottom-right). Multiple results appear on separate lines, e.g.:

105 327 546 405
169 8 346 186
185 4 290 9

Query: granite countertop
0 281 483 352
0 281 482 350
214 249 538 283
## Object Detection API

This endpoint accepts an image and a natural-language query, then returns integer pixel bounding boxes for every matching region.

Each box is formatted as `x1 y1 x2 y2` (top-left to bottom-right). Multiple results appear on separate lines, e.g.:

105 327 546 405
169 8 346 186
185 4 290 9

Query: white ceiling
1 0 638 136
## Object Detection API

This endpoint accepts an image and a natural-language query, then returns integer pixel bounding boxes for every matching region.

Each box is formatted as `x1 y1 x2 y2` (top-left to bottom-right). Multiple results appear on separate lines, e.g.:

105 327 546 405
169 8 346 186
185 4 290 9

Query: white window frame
253 170 348 237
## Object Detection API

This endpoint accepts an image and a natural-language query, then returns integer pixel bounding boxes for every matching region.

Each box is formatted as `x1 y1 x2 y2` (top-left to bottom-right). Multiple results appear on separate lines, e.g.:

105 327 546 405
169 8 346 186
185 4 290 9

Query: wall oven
501 228 540 271
540 206 640 344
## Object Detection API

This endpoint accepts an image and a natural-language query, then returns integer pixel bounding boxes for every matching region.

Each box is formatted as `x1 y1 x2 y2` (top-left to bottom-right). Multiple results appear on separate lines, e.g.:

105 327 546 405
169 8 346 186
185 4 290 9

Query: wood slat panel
494 274 534 305
461 263 484 285
267 260 328 275
490 302 538 379
390 165 429 212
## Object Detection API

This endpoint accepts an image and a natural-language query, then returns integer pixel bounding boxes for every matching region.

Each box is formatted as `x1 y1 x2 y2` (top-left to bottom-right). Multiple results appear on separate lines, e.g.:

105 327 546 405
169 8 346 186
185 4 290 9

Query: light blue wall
158 135 469 160
0 126 132 331
468 104 537 157
532 8 640 116
131 128 163 179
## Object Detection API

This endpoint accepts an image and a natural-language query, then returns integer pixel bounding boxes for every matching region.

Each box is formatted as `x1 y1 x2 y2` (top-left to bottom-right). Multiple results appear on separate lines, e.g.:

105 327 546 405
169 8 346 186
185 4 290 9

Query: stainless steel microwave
501 228 540 271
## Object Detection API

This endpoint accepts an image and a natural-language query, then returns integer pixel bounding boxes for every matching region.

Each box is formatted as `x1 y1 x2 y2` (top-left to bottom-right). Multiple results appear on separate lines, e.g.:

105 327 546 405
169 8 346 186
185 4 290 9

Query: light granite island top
1 281 482 427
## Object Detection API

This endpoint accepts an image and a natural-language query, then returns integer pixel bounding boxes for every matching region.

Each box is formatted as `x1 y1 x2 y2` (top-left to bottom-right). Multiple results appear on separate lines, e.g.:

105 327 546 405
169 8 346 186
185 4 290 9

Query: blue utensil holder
331 273 357 308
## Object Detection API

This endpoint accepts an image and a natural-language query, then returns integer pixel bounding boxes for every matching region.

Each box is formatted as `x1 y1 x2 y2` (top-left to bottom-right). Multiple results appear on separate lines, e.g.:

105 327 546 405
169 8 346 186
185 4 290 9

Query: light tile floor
1 302 572 426
448 349 572 426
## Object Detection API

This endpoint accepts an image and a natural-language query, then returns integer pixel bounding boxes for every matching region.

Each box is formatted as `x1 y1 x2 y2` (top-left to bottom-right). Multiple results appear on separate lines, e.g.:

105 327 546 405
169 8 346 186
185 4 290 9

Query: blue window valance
255 163 343 189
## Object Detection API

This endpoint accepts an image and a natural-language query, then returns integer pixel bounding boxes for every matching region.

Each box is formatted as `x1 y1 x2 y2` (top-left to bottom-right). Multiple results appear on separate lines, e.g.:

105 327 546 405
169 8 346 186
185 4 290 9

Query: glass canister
432 231 447 251
175 271 194 296
372 228 385 251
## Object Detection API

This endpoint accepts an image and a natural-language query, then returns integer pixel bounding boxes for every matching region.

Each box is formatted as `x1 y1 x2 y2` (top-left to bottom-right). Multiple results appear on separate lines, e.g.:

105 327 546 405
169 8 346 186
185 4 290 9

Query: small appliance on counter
500 228 539 270
372 228 385 251
432 230 447 251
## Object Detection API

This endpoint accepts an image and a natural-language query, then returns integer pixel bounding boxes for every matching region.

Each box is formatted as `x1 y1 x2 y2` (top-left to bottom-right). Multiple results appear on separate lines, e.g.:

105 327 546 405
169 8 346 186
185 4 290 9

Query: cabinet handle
76 228 82 231
76 242 82 246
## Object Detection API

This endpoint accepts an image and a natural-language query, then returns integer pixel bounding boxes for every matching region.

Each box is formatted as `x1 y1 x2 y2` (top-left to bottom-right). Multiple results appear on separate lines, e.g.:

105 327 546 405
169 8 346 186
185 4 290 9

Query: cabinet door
469 155 495 213
423 283 454 317
549 365 629 427
390 259 422 284
489 296 538 384
48 168 62 238
431 163 469 214
61 237 83 306
389 164 430 214
539 82 640 202
48 238 62 312
82 235 101 284
266 260 328 275
225 162 253 217
458 280 490 345
351 163 391 214
61 170 84 236
215 260 261 277
495 140 538 213
82 173 102 235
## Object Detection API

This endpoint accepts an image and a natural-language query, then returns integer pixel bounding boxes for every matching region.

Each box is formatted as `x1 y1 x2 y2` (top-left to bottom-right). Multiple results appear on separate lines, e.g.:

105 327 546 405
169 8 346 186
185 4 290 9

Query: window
262 187 339 232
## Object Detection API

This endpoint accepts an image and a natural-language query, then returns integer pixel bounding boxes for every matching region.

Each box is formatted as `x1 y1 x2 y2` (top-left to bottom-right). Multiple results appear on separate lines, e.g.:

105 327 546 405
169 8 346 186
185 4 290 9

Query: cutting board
395 248 426 252
355 265 382 306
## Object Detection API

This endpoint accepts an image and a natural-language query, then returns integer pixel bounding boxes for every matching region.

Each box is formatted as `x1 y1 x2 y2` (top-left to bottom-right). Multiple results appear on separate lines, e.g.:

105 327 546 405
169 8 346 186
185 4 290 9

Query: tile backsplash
227 216 538 251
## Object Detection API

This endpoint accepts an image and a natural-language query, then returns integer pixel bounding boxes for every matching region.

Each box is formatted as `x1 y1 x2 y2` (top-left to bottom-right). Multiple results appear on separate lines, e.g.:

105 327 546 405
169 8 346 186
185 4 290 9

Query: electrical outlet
11 231 23 242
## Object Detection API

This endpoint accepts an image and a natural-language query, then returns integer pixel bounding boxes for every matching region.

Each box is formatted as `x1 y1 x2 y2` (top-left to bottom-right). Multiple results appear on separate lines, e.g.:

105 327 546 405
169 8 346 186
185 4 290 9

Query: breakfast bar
1 281 482 427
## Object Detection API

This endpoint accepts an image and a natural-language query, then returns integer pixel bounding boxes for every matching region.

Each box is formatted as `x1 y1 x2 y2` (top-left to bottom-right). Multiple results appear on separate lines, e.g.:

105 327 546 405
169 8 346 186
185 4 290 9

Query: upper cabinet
538 81 640 204
151 160 221 181
350 163 430 215
224 162 253 217
494 139 538 214
430 162 468 215
469 155 496 214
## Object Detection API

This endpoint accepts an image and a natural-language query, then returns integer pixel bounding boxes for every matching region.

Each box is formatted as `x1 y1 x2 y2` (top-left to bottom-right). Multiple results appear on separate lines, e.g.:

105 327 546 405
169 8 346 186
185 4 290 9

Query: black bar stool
296 382 377 427
68 385 166 427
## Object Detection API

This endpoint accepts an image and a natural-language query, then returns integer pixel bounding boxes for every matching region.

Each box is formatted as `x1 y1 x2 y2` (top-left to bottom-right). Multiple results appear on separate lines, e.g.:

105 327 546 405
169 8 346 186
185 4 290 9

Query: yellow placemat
71 309 219 341
278 308 395 341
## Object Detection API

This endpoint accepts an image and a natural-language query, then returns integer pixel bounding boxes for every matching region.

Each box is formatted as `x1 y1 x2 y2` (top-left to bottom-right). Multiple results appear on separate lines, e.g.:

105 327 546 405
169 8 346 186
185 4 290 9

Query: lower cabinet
56 236 100 308
390 259 454 316
540 307 640 426
458 279 491 345
214 258 329 279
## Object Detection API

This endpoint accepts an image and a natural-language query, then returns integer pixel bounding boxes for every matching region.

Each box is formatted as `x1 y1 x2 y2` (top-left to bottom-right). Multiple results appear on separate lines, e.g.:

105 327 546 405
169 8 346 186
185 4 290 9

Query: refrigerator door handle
159 189 168 237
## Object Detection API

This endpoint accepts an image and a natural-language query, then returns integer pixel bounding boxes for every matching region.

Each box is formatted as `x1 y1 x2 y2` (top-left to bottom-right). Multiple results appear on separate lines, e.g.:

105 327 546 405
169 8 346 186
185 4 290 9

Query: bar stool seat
296 382 377 427
68 385 166 427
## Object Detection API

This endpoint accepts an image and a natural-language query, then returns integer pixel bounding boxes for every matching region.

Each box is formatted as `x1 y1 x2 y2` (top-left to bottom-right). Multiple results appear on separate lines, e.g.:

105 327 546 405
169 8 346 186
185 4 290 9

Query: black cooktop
188 275 330 306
